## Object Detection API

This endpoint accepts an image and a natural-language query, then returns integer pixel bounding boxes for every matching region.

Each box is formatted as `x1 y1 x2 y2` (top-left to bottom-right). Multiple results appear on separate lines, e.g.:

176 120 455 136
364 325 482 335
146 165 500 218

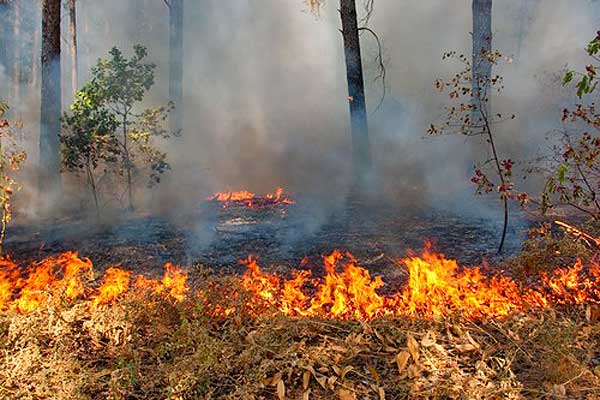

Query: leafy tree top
92 45 156 113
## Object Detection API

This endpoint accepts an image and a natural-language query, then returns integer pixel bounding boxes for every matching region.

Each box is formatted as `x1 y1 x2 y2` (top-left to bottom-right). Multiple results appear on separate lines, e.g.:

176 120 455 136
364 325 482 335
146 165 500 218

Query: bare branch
358 26 386 114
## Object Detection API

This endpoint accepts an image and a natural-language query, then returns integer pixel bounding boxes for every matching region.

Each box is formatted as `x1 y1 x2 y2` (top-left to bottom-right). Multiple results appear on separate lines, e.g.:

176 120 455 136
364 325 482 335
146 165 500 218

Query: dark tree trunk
69 0 78 97
340 0 371 186
471 0 492 117
39 0 62 202
168 0 183 134
0 1 12 86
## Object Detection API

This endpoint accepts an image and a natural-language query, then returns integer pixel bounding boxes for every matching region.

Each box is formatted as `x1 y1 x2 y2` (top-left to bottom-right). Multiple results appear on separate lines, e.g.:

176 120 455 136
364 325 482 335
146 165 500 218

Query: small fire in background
208 187 295 209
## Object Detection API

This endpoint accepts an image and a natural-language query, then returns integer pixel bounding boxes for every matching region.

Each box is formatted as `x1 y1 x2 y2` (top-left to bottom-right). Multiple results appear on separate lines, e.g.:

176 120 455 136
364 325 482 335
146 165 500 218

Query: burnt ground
4 197 533 283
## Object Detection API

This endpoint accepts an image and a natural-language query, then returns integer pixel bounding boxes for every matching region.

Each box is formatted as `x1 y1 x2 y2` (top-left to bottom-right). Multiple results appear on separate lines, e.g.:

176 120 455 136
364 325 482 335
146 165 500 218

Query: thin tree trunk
39 0 62 204
69 0 77 96
0 1 12 88
13 0 21 105
86 162 100 221
31 6 40 89
168 0 183 134
340 0 371 187
122 112 134 211
471 0 492 119
81 2 91 77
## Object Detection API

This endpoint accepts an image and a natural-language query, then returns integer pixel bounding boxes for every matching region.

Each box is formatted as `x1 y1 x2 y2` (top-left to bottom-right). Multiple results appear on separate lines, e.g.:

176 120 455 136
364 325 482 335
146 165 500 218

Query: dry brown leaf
271 372 284 386
303 370 311 390
339 388 356 400
327 375 338 389
331 345 347 353
367 365 380 383
421 331 436 348
406 334 420 362
317 366 329 374
378 386 385 400
276 379 285 400
550 383 566 397
341 365 354 380
302 388 311 400
396 351 411 374
316 376 327 389
407 363 422 378
586 304 600 322
302 363 316 376
332 364 342 377
464 331 481 349
455 343 478 353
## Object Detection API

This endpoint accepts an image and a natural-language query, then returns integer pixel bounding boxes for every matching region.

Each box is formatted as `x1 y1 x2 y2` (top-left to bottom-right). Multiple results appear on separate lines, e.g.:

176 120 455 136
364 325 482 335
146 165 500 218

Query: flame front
1 246 599 319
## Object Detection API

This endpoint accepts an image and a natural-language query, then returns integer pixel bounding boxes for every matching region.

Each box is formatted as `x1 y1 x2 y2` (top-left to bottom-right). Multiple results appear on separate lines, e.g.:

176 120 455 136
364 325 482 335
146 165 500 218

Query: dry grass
0 280 599 400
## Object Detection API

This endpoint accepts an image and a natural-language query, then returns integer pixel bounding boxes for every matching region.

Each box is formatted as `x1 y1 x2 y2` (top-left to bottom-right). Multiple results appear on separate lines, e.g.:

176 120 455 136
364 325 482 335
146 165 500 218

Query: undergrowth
0 278 598 399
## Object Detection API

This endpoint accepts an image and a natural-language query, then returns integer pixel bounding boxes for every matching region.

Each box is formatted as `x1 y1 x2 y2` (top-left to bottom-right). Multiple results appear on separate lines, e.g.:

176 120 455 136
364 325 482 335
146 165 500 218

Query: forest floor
5 197 530 280
2 199 599 399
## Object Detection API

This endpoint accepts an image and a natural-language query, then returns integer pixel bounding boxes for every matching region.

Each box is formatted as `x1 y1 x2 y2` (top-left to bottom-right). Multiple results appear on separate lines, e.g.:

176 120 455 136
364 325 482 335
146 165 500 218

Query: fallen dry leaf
276 379 285 400
303 370 310 390
339 388 356 400
407 334 420 362
455 343 478 353
396 351 411 374
302 388 311 400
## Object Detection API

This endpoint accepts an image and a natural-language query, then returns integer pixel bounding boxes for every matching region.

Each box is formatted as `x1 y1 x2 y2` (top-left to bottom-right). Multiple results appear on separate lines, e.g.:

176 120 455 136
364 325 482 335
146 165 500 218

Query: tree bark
31 7 40 89
12 0 20 104
39 0 62 203
471 0 492 117
168 0 183 134
0 1 12 87
340 0 371 186
69 0 78 96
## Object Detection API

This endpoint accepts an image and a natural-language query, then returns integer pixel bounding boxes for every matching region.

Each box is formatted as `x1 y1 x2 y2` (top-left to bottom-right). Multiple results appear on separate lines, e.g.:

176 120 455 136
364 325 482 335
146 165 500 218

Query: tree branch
358 26 386 114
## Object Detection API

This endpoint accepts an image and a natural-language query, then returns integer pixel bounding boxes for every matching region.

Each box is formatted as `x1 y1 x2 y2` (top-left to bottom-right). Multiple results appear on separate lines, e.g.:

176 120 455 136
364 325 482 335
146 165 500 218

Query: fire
0 245 598 320
208 187 295 208
0 252 93 313
209 190 256 203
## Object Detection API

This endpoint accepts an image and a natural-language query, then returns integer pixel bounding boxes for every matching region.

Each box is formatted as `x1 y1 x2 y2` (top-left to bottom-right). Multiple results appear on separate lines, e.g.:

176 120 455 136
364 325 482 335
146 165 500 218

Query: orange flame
209 187 295 208
0 245 598 320
209 190 256 202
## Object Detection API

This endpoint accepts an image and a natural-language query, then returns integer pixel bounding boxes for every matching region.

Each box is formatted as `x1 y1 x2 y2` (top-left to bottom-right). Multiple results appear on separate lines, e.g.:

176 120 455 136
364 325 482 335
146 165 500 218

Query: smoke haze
3 0 600 220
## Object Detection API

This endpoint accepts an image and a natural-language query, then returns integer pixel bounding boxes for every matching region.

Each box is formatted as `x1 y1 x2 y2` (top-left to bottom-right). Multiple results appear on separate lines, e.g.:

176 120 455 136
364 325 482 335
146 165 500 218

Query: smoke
4 0 600 225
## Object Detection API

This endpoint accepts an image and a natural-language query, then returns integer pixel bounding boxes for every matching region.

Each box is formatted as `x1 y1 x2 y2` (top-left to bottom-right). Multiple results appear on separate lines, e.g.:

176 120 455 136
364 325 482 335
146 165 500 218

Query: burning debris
208 187 295 209
1 244 598 319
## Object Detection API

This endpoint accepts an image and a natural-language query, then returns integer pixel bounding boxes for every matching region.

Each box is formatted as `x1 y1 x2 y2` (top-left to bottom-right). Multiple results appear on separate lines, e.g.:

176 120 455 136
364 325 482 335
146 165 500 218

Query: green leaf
577 75 589 98
563 70 574 86
557 163 568 185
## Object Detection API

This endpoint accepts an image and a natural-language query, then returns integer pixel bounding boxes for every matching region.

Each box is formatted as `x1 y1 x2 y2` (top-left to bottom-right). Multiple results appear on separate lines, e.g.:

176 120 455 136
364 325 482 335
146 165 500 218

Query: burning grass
0 246 599 399
209 187 295 209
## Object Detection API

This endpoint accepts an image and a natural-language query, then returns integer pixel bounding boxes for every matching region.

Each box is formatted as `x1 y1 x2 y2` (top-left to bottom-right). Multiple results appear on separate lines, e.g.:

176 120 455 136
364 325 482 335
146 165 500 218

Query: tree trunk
0 1 12 87
39 0 62 203
168 0 183 134
471 0 492 118
122 111 134 211
340 0 371 186
31 13 40 89
69 0 77 96
12 0 21 105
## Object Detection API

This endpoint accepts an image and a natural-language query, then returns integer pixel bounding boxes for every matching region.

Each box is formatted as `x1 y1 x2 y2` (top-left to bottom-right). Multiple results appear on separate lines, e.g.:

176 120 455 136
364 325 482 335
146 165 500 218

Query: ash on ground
5 195 530 282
